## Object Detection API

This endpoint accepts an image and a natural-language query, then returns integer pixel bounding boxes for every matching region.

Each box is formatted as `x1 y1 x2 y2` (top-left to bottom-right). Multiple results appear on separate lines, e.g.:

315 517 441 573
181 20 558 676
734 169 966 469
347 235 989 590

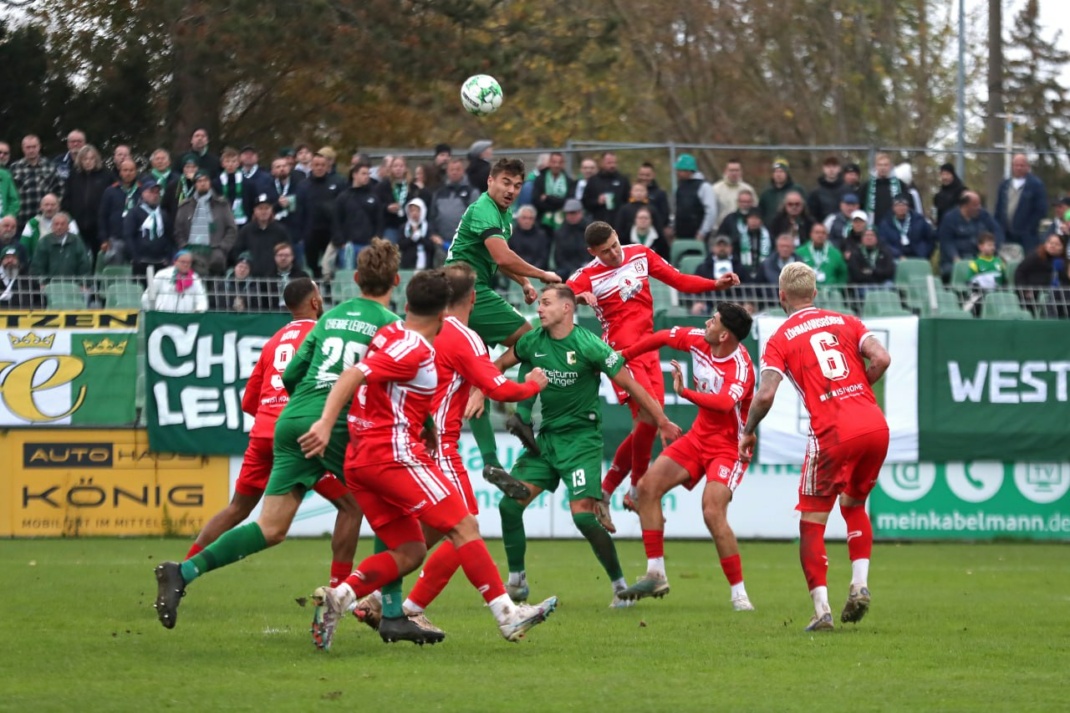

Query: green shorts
513 429 603 501
469 284 527 347
265 414 349 497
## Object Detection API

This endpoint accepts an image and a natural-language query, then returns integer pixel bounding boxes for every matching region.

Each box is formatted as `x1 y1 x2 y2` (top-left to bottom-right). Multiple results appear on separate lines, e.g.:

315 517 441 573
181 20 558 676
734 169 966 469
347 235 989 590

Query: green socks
470 407 502 469
573 511 624 581
499 495 528 573
374 536 404 618
181 522 268 583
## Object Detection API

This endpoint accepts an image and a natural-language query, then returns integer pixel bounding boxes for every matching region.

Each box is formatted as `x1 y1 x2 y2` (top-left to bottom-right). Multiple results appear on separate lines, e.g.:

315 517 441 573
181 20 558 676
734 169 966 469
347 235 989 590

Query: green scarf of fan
737 221 771 267
540 171 568 230
151 169 172 200
866 176 901 218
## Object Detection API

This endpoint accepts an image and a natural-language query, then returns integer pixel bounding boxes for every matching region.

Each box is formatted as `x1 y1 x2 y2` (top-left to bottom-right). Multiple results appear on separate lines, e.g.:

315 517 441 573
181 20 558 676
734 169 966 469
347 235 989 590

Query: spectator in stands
189 128 221 177
62 145 111 255
145 148 180 218
995 153 1048 253
329 162 382 274
878 194 935 260
1016 233 1070 317
532 152 574 240
263 156 300 245
0 244 37 308
732 206 772 284
271 242 308 306
11 134 63 229
293 144 313 177
759 234 799 284
842 162 863 196
517 153 549 209
848 227 896 286
553 198 589 280
758 158 805 228
0 141 10 168
22 194 78 258
466 140 494 193
125 179 174 277
894 162 926 215
712 158 756 221
98 160 141 266
109 145 132 178
0 216 28 269
617 182 666 242
429 157 477 249
233 192 291 278
966 232 1006 291
838 210 869 261
770 189 813 247
509 204 548 271
824 192 860 238
582 151 630 226
796 222 847 287
672 153 716 242
215 252 268 312
143 250 207 312
53 129 86 183
239 146 271 196
175 170 237 276
808 156 845 225
374 155 412 243
939 191 1003 279
624 204 668 261
0 161 18 219
427 143 452 192
297 152 345 277
933 163 967 227
574 157 597 202
715 188 755 245
398 197 443 270
861 153 902 226
214 147 252 228
31 212 91 281
410 164 433 207
1046 197 1070 245
175 153 200 205
691 235 747 316
635 161 671 229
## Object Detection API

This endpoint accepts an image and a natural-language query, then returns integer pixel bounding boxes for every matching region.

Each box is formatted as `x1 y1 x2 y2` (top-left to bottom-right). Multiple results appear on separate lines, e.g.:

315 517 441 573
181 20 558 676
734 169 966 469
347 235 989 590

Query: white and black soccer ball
461 74 504 117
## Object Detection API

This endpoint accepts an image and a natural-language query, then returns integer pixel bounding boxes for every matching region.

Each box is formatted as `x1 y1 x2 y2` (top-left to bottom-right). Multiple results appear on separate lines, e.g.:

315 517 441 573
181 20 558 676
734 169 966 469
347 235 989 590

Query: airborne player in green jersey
444 157 561 494
472 285 682 608
154 239 403 629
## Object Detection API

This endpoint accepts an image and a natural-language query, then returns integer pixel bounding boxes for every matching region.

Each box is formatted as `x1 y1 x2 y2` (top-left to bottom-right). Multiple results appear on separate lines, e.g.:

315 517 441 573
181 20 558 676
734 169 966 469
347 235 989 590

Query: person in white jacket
142 249 208 312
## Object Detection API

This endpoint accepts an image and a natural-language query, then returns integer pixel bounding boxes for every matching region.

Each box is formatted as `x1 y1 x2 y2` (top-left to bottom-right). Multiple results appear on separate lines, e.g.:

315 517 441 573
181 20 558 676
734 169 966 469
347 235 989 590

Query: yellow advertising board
0 429 229 537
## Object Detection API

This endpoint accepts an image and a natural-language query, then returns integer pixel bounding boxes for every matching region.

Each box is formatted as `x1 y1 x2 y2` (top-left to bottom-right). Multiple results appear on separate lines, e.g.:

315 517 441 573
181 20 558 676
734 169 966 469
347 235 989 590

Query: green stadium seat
332 269 356 289
45 281 87 309
678 255 705 276
861 288 911 317
101 265 133 278
104 282 143 309
950 260 974 286
1004 259 1020 287
894 258 933 286
981 291 1033 320
815 287 855 316
933 288 972 318
670 239 705 264
649 279 676 309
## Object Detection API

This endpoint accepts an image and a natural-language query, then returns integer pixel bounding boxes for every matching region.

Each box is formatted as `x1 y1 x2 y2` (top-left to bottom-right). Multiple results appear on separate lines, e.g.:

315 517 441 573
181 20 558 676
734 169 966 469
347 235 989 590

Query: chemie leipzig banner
145 312 288 455
918 320 1070 463
0 311 138 427
753 315 919 465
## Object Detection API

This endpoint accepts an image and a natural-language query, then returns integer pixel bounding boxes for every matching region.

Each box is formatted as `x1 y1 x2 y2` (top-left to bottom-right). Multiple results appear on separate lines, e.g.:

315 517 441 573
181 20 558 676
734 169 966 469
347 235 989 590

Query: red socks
720 554 743 586
840 504 873 561
641 529 665 559
330 560 352 588
602 433 634 494
799 520 829 591
629 422 658 486
456 539 507 603
343 551 400 598
407 542 461 610
185 543 204 560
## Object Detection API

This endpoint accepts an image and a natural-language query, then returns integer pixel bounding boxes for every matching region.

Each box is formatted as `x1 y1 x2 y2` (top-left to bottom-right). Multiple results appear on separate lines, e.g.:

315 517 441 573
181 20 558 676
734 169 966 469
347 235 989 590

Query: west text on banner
918 320 1070 463
145 311 288 455
753 314 918 465
0 311 138 427
870 461 1070 541
1 429 229 537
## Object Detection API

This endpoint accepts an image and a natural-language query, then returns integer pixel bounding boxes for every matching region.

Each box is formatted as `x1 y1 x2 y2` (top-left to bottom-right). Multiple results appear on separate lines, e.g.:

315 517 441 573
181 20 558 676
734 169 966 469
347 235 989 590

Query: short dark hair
584 221 615 248
406 269 452 316
356 238 400 297
444 262 476 306
490 157 525 178
641 161 655 170
978 231 996 245
542 284 577 307
349 163 369 179
716 302 753 342
823 156 841 167
283 277 317 310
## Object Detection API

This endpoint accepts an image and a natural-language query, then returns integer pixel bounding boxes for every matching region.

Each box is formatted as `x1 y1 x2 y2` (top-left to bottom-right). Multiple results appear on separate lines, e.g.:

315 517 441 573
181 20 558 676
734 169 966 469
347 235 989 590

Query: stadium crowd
1 130 1068 317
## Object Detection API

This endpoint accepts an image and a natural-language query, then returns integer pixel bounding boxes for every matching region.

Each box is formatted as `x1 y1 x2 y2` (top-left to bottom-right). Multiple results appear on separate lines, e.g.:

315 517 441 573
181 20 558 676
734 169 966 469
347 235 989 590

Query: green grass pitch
2 538 1066 712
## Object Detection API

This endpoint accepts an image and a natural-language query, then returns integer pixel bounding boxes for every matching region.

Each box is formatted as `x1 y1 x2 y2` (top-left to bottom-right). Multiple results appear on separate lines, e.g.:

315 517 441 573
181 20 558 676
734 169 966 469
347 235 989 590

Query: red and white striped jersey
242 319 316 439
670 328 754 448
347 322 437 453
432 316 505 443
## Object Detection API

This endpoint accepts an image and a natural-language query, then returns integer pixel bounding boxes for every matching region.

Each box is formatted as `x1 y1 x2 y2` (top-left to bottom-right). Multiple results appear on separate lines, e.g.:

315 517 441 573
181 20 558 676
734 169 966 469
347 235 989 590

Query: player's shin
455 539 508 605
470 408 503 469
180 522 268 583
602 433 634 496
628 421 658 488
840 503 873 585
406 541 461 611
342 551 401 599
573 511 625 583
499 495 528 575
800 519 830 611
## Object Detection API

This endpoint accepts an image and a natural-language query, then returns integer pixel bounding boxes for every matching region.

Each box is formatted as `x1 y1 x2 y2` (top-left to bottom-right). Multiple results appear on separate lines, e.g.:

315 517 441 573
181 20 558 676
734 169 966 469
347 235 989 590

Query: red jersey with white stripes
242 319 316 439
347 322 437 452
760 307 886 443
567 244 722 350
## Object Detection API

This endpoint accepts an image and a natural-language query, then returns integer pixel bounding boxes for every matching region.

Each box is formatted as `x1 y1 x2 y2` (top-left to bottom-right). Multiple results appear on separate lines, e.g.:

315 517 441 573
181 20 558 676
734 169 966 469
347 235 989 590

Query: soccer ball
461 75 504 117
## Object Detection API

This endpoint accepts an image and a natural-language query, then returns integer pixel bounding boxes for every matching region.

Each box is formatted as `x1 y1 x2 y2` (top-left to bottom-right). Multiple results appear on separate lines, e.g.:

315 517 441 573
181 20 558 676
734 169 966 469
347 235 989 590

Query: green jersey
445 191 512 286
280 298 399 421
514 324 624 434
967 255 1006 289
796 242 848 285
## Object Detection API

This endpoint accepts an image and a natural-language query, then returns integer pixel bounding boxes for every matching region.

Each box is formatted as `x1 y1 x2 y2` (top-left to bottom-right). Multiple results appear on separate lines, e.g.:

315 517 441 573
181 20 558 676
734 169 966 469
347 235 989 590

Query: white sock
402 598 423 615
336 583 357 612
628 485 638 500
507 571 526 587
371 589 382 602
810 585 829 615
647 557 665 576
851 559 870 587
611 577 627 593
488 593 514 622
730 582 747 600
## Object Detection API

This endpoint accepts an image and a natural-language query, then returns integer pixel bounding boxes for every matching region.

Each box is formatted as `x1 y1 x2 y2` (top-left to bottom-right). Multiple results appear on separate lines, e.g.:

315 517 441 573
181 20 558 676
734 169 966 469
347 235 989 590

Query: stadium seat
861 288 911 317
981 291 1033 320
105 282 143 309
678 255 705 276
649 278 676 308
670 239 705 264
1004 259 1020 287
894 258 933 286
932 288 972 318
815 287 854 316
333 279 360 303
45 281 87 309
332 269 355 289
950 260 974 287
101 265 133 278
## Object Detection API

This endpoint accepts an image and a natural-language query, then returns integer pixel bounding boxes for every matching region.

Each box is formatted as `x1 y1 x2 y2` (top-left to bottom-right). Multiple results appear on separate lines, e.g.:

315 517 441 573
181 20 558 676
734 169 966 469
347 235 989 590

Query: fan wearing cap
823 192 862 241
123 179 174 276
0 243 37 308
758 158 805 228
672 154 716 242
838 209 871 261
175 169 237 276
876 194 935 260
552 198 590 279
233 192 292 278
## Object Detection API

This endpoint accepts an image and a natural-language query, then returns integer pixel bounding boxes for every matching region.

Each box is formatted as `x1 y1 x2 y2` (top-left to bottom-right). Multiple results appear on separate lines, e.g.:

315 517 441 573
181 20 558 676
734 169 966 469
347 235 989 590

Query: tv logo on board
1014 463 1070 504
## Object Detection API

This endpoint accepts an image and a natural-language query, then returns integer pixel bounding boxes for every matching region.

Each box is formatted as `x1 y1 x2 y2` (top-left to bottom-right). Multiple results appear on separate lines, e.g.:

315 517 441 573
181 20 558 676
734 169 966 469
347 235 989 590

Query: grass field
2 538 1067 712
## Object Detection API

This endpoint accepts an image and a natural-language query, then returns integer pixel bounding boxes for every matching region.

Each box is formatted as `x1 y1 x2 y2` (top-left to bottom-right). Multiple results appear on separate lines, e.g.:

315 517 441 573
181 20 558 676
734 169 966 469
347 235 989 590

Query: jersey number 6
809 331 849 381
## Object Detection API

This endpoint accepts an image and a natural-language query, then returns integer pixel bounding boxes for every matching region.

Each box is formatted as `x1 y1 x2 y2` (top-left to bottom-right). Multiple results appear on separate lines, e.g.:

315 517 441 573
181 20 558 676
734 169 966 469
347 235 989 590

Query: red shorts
344 440 470 549
797 427 890 512
437 440 478 514
661 432 747 492
236 436 348 500
614 352 666 416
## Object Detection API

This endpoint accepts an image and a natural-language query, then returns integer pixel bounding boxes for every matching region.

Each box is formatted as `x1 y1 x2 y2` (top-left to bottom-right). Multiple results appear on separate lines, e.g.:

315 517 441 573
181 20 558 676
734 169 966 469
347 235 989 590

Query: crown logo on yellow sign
82 337 129 357
8 332 56 350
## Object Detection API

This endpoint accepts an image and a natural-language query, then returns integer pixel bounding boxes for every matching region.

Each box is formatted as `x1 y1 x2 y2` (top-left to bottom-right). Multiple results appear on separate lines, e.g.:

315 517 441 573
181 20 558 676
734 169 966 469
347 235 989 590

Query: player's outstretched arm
738 369 783 462
669 359 742 412
611 367 682 445
621 330 674 361
466 346 525 418
298 366 367 458
498 263 538 303
647 248 739 293
486 237 561 284
860 335 891 385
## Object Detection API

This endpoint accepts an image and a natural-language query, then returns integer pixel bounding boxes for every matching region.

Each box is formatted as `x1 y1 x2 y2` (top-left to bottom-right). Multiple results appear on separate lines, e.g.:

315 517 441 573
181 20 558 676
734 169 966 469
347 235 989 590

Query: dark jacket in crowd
848 243 897 284
938 206 1004 273
123 203 173 266
769 211 814 246
758 253 798 285
98 181 142 252
429 178 478 243
1015 247 1070 289
333 184 383 248
296 172 346 244
615 201 667 243
644 180 671 230
673 176 710 240
933 174 967 227
995 172 1048 251
140 171 181 219
262 175 301 240
63 167 111 253
233 220 292 278
553 220 590 281
877 209 936 259
582 169 631 225
508 223 550 271
531 169 575 231
758 174 805 227
374 179 415 233
862 176 900 226
466 157 491 194
808 175 846 224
